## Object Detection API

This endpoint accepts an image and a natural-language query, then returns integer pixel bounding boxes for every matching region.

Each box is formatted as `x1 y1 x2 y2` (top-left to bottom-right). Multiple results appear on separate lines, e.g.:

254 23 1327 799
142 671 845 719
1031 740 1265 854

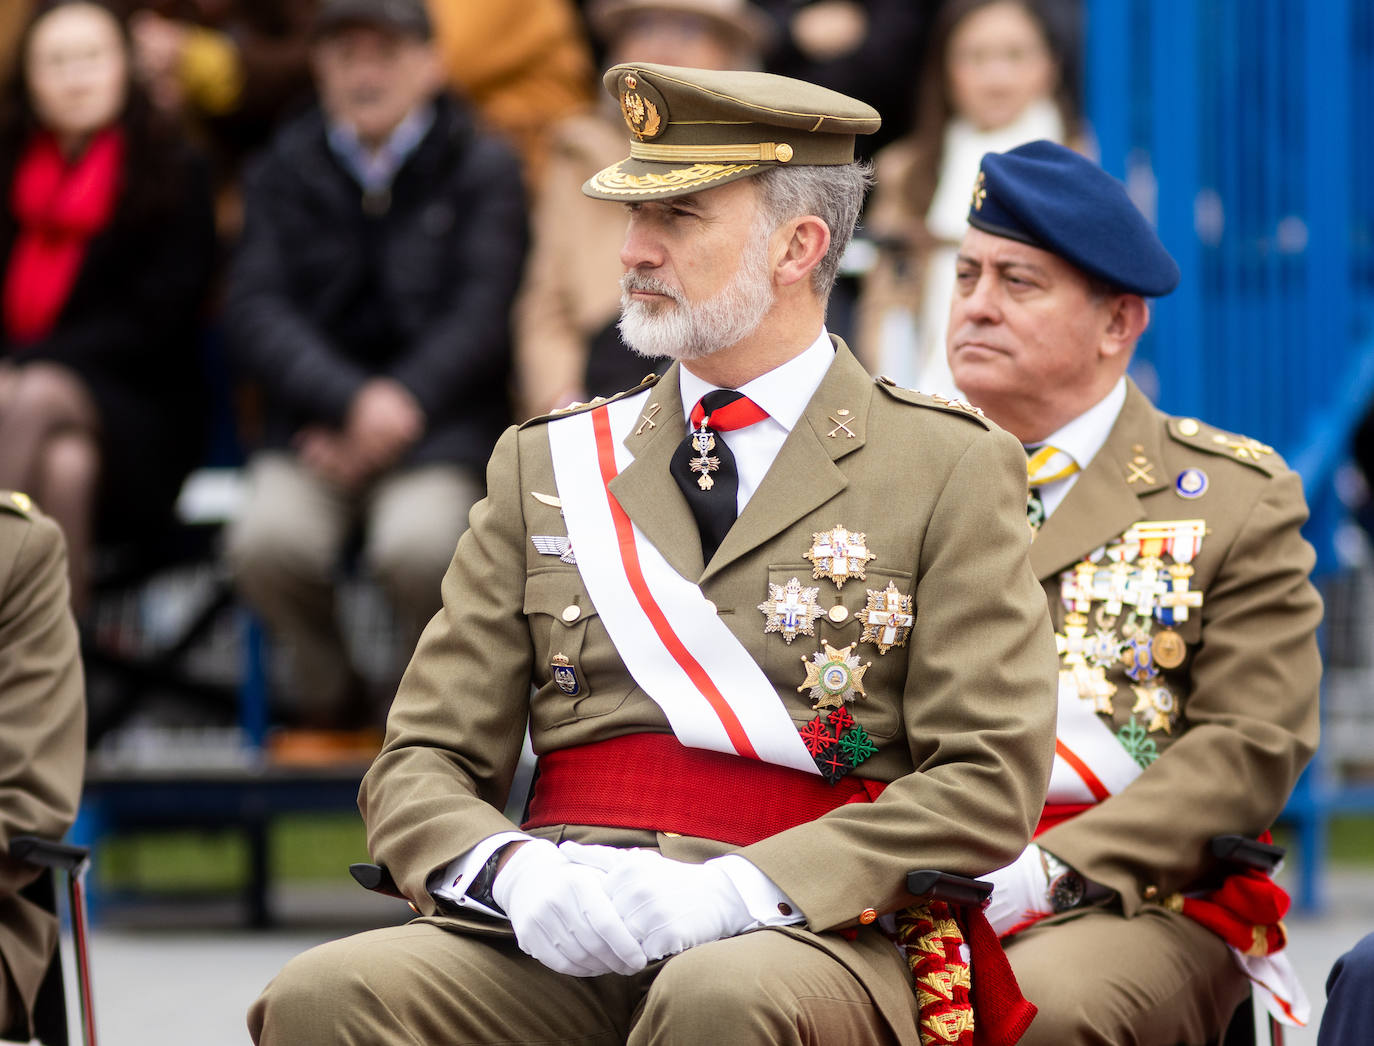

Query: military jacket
1032 381 1322 916
360 341 1058 1042
0 494 85 1037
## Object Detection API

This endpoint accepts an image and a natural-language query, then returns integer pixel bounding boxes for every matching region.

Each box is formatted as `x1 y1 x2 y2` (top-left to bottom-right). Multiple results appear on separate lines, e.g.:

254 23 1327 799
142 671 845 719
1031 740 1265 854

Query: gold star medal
798 642 870 710
758 577 825 644
1131 682 1178 734
859 581 914 654
804 525 877 588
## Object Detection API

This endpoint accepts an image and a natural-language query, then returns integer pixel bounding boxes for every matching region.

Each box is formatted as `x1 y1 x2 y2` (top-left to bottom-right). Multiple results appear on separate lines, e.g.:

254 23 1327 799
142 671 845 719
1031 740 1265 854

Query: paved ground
45 867 1374 1045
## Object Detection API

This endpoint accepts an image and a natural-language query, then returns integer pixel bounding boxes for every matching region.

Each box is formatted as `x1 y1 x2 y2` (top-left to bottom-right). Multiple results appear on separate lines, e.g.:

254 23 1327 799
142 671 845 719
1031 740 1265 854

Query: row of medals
1057 519 1207 745
760 525 912 784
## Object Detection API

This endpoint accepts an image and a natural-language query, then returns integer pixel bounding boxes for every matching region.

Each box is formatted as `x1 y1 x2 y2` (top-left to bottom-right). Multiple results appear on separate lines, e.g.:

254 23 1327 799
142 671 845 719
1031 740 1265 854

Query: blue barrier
1086 0 1374 911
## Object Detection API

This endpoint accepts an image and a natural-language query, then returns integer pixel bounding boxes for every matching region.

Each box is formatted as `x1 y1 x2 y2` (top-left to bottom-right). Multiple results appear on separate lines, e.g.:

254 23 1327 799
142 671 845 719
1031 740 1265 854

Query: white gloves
490 839 649 978
983 844 1052 938
559 841 754 960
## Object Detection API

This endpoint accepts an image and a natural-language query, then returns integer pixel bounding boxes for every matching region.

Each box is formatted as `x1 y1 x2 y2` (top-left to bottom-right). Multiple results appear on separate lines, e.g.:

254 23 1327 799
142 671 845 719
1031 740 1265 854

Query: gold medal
758 577 825 644
1153 628 1187 669
803 525 877 588
1131 682 1178 734
859 581 914 653
798 641 870 710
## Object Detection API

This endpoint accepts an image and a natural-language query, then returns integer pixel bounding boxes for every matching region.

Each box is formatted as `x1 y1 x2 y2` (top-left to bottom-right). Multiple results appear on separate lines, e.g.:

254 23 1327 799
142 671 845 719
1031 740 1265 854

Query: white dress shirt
1027 378 1127 520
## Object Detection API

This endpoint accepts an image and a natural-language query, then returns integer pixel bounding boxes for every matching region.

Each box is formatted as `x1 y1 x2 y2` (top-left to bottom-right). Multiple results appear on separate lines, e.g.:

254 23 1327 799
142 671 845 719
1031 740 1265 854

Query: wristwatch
1040 849 1086 913
466 848 507 914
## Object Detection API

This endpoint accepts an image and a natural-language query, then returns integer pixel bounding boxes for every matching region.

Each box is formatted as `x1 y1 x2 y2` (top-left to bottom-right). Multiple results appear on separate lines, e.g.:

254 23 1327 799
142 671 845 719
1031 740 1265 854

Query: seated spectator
0 492 85 1042
425 0 595 188
123 0 320 241
0 0 216 615
1318 933 1374 1046
514 0 772 418
854 0 1084 394
225 0 527 732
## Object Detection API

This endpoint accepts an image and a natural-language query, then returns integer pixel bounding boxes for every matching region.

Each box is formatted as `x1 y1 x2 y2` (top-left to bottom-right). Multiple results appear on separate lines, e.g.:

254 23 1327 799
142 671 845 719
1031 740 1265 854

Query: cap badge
619 73 665 140
758 577 825 644
798 641 870 710
971 169 987 211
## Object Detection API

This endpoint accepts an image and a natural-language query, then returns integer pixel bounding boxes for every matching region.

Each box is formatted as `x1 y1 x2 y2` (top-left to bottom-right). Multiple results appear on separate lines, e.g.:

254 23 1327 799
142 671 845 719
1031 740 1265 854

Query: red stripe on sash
589 406 759 760
1054 738 1112 802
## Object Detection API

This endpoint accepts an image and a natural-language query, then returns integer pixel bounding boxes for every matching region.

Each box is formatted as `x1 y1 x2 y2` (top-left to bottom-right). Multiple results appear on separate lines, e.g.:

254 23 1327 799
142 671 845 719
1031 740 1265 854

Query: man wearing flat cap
250 64 1058 1046
946 140 1322 1044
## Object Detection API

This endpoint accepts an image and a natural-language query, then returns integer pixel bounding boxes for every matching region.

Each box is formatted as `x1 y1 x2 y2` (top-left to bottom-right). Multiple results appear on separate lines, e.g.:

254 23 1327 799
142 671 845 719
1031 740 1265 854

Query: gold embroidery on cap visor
585 158 761 198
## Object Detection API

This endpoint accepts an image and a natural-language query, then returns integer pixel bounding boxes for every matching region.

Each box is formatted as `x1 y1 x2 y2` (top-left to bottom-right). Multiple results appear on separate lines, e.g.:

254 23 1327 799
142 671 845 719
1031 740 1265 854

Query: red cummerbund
523 733 887 846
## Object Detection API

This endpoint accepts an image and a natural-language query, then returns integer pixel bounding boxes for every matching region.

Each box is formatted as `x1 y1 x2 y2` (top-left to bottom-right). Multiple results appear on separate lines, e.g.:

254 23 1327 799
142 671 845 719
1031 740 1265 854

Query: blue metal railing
1086 0 1374 910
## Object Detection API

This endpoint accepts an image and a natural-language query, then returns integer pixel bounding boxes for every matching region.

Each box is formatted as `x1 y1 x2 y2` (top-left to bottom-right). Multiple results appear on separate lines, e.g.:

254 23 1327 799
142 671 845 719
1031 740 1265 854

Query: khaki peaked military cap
583 62 881 201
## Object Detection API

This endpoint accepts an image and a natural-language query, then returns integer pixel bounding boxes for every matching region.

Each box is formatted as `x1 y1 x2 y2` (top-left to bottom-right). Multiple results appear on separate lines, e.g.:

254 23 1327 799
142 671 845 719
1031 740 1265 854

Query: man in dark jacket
226 0 527 730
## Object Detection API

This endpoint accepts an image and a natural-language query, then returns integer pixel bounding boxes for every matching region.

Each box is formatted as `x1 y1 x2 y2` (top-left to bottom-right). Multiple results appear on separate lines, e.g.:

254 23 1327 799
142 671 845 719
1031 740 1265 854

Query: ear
773 215 831 290
1099 293 1149 361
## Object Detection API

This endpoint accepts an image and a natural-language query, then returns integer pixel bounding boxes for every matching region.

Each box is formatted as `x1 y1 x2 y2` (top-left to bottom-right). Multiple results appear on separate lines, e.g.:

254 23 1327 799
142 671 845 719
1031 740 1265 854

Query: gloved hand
983 845 1052 938
560 841 753 960
491 839 649 977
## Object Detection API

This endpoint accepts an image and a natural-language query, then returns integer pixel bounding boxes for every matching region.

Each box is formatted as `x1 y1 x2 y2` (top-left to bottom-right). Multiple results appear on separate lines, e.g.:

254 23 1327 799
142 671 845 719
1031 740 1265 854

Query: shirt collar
326 102 436 193
679 328 834 431
1027 377 1127 471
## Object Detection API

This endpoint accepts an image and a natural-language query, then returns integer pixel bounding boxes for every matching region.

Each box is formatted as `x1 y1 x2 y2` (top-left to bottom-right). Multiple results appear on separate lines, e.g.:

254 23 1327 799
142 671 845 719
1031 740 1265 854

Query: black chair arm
905 870 993 907
9 836 90 874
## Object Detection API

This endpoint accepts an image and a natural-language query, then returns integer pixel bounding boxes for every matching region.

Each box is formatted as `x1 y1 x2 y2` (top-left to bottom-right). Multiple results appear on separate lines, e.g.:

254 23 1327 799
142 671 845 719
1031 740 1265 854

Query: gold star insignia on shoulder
929 393 985 417
1213 434 1273 461
859 581 914 653
9 491 32 513
804 525 876 588
758 577 825 644
798 641 870 710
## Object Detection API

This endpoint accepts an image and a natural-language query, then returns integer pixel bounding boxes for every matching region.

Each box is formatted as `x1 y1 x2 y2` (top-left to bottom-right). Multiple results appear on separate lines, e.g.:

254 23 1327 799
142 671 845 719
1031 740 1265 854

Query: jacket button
1143 885 1159 900
777 903 793 916
561 604 581 622
828 605 849 624
859 908 878 924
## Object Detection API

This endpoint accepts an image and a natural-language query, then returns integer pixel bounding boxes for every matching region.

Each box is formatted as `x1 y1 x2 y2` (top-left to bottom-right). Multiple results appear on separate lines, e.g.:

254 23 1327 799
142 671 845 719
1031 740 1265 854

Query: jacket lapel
1029 380 1170 580
702 338 870 583
606 365 706 580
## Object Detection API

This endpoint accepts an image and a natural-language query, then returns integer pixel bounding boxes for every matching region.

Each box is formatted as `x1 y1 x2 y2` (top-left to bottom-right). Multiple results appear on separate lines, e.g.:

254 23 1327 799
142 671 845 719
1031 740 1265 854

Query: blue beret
967 140 1180 298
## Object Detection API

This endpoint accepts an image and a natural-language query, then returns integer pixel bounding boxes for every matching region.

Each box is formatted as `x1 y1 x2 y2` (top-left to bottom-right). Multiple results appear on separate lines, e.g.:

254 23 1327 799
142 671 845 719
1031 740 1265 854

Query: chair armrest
9 836 90 874
349 862 404 899
906 870 993 907
1209 834 1285 874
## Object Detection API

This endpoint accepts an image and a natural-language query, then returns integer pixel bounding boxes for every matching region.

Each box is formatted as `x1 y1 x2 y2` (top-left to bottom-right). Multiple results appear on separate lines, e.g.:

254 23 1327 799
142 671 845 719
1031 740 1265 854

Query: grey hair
751 161 874 300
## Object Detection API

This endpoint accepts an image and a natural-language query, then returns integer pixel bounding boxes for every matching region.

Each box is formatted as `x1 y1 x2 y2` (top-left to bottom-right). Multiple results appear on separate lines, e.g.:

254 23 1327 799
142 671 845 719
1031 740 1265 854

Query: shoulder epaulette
519 372 662 429
873 376 992 429
0 490 35 520
1166 416 1286 475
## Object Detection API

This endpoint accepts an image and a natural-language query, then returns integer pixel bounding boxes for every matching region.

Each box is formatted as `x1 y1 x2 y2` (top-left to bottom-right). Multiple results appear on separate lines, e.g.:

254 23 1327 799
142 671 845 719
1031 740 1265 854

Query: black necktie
669 389 768 562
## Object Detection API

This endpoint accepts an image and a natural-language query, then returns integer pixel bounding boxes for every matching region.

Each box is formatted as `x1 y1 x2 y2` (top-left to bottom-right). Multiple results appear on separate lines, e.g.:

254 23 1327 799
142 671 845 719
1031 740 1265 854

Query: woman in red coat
0 0 215 613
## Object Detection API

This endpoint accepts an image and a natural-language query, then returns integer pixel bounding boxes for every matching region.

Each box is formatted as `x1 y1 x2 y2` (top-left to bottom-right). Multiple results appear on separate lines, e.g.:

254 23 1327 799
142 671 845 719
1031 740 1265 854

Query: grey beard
617 235 775 362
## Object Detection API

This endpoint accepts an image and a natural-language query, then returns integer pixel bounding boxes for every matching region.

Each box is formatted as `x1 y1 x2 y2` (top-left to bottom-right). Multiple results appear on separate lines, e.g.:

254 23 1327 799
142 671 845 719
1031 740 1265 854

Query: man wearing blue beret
948 139 1322 1043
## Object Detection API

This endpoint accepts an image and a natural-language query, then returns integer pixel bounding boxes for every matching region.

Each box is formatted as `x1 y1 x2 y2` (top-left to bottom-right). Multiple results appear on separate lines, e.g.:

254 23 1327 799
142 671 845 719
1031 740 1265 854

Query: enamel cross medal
689 428 721 491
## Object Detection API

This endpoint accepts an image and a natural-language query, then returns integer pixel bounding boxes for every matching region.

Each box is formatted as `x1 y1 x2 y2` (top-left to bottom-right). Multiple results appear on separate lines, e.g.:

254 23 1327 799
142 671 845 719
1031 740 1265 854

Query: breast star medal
1131 682 1178 733
758 577 825 644
859 582 914 653
804 525 877 589
688 429 721 491
798 641 870 711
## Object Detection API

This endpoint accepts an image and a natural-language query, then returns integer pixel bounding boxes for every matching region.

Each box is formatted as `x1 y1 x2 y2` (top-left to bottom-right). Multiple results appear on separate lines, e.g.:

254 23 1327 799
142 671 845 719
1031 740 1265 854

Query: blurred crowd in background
0 0 1085 740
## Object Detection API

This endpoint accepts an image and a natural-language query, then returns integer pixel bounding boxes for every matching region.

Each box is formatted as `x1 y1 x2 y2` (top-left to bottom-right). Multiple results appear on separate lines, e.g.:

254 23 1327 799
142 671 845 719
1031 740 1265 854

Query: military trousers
248 918 905 1046
1006 904 1251 1045
226 453 480 726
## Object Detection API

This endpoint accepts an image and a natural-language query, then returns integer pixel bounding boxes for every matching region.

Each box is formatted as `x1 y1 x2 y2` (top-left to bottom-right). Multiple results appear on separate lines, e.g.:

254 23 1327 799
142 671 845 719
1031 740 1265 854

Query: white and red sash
1049 675 1309 1026
546 390 819 776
